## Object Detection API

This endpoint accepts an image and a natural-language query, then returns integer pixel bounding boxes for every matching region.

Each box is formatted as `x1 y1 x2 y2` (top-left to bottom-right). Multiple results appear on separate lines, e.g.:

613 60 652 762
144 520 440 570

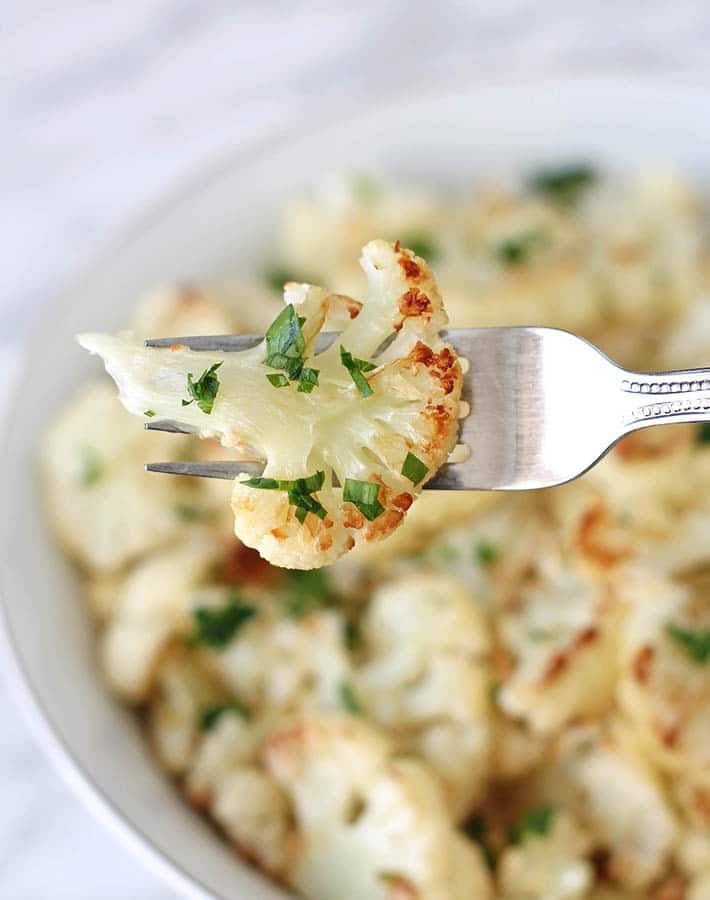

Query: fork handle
621 368 710 430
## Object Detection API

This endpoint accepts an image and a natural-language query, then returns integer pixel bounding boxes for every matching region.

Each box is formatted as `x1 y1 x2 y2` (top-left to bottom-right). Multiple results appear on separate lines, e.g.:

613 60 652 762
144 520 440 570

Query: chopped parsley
338 680 363 715
401 232 440 262
666 623 710 665
464 815 497 870
78 446 103 487
343 620 361 651
266 373 289 388
174 503 211 523
475 541 499 567
262 266 311 293
191 596 257 649
283 568 332 618
401 452 429 486
243 470 328 522
264 303 319 393
510 805 556 845
528 163 596 207
350 172 382 203
297 367 319 394
343 478 384 521
199 700 248 731
182 362 222 414
696 422 710 444
340 345 376 398
495 229 548 266
144 409 156 417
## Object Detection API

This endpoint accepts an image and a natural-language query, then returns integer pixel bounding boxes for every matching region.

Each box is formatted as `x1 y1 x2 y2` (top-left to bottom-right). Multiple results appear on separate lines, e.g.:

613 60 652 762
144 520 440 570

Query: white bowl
3 77 710 900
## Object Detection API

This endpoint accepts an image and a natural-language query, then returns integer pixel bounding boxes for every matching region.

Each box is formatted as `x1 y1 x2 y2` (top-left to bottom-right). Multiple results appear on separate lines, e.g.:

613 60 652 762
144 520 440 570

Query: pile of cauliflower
79 239 463 569
43 167 710 899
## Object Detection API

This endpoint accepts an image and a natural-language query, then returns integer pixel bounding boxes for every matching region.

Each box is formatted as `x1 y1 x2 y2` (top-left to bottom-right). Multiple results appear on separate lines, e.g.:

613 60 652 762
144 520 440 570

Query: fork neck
620 367 710 432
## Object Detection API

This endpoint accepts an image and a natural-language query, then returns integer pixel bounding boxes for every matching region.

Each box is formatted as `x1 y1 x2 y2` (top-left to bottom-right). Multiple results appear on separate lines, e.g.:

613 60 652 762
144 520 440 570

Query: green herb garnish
667 623 710 665
265 304 306 378
297 367 319 394
401 233 440 261
191 597 257 649
340 345 376 398
144 409 156 417
199 700 248 731
510 805 556 845
437 543 459 563
475 541 499 567
696 422 710 444
344 620 361 651
351 173 382 203
343 478 384 521
244 470 328 522
78 446 103 487
283 568 332 618
182 362 222 414
529 163 596 207
464 815 497 870
495 229 547 266
266 373 289 388
401 452 429 485
339 680 363 714
262 267 311 293
174 503 211 523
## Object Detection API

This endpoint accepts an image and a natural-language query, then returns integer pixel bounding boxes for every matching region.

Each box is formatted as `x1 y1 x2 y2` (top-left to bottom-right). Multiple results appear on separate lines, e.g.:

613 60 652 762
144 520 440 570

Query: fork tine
145 419 196 435
145 332 340 353
146 460 264 480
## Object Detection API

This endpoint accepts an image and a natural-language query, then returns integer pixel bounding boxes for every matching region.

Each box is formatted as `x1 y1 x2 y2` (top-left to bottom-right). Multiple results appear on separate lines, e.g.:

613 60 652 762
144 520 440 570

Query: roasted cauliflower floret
548 726 678 891
41 381 193 572
497 810 593 900
202 601 353 716
355 574 491 820
185 712 291 874
79 239 463 569
618 569 710 786
101 535 220 700
263 714 493 900
498 570 619 735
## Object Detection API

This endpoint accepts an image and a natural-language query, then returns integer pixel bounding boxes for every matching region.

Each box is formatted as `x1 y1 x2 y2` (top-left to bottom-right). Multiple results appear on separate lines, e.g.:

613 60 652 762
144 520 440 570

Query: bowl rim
3 71 710 899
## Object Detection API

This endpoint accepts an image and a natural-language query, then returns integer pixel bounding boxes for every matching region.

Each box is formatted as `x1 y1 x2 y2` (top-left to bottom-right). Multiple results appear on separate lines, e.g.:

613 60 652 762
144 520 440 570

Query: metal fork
143 327 710 491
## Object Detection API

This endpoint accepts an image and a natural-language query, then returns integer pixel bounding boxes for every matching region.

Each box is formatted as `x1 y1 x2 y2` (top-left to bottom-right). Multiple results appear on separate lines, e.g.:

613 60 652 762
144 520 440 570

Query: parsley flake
199 700 248 731
243 470 328 522
475 541 499 567
510 805 556 845
529 163 596 207
283 568 332 618
78 446 103 487
464 815 498 870
667 623 710 665
338 680 363 715
343 478 384 521
297 367 319 394
266 373 289 388
191 596 257 649
340 345 376 398
144 409 156 418
495 229 548 266
401 233 440 261
401 452 429 485
182 362 222 414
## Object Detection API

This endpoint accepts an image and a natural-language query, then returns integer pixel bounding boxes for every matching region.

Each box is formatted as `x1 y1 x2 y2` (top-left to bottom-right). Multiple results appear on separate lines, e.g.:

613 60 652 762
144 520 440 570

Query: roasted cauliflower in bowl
42 166 710 899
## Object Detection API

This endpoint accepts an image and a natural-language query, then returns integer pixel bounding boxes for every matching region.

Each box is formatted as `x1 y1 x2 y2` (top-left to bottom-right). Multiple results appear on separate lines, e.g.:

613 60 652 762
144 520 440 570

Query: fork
143 327 710 491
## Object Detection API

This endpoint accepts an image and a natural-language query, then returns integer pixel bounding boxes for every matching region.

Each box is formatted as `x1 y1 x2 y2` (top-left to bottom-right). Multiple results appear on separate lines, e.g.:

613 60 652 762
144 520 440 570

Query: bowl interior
3 77 710 900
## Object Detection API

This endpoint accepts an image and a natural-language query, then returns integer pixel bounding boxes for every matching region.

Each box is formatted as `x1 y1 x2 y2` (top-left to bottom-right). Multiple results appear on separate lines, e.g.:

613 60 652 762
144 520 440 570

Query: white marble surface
3 2 710 897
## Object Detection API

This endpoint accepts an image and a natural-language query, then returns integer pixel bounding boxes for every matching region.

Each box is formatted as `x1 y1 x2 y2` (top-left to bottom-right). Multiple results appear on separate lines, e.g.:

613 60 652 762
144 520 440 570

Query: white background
3 2 710 897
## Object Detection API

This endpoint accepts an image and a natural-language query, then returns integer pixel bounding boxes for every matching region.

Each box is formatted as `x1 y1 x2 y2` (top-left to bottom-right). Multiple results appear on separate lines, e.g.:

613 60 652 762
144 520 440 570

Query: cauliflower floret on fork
79 239 463 569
